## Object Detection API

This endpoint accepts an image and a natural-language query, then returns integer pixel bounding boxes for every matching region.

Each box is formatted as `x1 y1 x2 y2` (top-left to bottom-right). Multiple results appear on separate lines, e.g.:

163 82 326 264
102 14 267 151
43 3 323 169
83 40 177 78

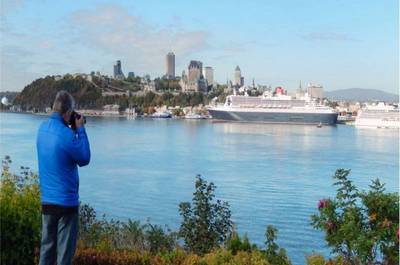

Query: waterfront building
113 60 125 80
103 104 120 115
234 66 244 87
128 72 135 78
180 60 207 93
143 80 156 92
307 83 323 99
166 52 175 79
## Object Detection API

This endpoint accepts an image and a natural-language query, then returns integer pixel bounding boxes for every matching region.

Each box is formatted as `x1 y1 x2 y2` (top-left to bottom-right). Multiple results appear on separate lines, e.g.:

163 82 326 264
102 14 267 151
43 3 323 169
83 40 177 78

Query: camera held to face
68 111 86 129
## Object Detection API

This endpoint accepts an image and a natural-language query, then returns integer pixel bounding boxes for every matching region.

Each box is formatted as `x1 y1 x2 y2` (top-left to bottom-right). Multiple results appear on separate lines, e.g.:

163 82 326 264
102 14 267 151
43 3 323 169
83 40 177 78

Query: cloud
301 32 360 42
0 45 38 91
68 4 210 74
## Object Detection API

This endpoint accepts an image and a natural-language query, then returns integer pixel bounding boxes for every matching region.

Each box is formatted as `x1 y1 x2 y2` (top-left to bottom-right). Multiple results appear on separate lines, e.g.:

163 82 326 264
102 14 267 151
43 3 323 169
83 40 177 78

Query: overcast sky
0 0 398 93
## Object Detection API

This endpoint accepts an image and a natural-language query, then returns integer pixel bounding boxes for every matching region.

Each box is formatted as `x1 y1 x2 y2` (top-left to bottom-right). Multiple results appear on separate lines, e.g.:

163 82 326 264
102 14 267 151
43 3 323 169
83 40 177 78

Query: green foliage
154 77 181 92
13 75 214 112
311 169 399 265
78 203 177 254
305 253 326 265
14 75 102 111
125 92 207 114
74 248 271 265
0 156 41 265
179 175 233 255
226 232 253 255
264 225 291 265
206 84 228 103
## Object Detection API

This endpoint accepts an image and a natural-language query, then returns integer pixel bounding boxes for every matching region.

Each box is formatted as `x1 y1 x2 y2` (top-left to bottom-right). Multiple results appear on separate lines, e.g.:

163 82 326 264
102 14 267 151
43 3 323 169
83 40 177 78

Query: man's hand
75 115 85 129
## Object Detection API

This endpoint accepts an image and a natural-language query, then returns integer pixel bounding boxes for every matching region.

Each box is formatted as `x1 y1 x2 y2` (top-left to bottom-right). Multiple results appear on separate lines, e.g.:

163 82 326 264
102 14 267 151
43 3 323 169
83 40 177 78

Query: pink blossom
317 199 328 210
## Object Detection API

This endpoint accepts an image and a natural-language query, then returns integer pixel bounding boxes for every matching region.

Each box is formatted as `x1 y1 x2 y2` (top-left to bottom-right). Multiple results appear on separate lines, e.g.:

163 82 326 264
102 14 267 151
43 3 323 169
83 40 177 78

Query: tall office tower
166 52 175 79
234 66 242 87
113 60 124 80
307 83 324 99
203 66 214 87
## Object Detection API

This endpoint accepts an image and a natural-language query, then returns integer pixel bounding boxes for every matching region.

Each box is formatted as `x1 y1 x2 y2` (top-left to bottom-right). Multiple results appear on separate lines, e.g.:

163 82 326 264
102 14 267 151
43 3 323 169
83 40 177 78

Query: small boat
151 111 172 118
317 122 322 128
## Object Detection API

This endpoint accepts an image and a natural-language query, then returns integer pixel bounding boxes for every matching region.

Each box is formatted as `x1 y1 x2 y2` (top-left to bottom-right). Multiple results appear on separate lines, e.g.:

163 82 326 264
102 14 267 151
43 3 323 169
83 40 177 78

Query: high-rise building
128 72 135 78
203 66 214 87
307 83 324 99
166 52 175 79
180 60 206 93
113 60 125 80
188 60 202 82
234 66 243 87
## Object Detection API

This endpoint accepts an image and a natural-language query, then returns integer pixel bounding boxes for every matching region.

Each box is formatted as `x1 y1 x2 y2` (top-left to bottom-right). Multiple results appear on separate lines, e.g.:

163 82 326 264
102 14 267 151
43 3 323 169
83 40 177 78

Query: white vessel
151 111 172 118
208 88 338 125
355 102 400 129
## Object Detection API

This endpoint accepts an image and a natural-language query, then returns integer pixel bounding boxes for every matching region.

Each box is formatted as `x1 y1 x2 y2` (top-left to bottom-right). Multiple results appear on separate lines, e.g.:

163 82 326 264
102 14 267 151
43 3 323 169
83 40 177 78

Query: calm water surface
0 112 398 264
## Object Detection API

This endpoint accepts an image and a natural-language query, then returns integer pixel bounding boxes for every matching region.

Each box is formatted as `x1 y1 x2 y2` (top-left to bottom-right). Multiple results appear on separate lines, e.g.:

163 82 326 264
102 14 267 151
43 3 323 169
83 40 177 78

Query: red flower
317 199 329 210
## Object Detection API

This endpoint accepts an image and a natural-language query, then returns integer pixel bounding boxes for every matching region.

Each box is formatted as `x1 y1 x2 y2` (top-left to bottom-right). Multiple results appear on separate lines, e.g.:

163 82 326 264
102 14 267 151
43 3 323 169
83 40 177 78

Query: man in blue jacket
37 90 90 265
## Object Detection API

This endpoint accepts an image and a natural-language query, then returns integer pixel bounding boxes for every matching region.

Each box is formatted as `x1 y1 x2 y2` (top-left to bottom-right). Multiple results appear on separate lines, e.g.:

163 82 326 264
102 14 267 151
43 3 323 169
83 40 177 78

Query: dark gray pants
39 212 78 265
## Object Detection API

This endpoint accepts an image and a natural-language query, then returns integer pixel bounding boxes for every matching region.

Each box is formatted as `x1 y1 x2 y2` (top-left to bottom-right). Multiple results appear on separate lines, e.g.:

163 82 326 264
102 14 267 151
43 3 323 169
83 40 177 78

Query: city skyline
0 0 398 93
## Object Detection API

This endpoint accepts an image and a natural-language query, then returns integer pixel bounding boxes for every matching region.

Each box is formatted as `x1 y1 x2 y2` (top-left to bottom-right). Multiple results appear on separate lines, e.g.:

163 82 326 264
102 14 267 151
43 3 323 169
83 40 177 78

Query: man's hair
52 90 75 114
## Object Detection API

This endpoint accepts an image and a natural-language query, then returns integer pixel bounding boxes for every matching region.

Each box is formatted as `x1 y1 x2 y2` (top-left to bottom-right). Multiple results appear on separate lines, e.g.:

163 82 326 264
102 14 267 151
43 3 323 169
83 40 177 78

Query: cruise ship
354 102 399 129
208 88 338 125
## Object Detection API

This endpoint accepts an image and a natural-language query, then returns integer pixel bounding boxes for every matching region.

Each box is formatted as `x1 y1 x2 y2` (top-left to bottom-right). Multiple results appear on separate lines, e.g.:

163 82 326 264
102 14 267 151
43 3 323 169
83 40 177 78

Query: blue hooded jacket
37 112 91 206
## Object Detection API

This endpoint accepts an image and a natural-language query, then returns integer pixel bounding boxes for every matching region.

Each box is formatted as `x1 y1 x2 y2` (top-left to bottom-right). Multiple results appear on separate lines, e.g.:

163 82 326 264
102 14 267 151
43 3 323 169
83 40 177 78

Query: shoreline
0 110 210 120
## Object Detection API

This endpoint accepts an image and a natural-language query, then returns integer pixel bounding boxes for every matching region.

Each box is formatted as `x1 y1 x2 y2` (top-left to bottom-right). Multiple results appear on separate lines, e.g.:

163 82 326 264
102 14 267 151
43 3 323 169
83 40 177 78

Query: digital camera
68 111 86 129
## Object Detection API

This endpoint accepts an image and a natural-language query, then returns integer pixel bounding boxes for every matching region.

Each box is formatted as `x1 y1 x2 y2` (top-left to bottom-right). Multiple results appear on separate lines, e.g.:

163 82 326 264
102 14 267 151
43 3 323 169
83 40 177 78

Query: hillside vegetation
12 75 226 113
14 75 102 111
325 88 399 102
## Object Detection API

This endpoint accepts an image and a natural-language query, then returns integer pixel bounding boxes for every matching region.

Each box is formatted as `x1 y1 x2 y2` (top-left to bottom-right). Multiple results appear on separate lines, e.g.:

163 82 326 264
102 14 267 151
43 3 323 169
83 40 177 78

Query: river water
0 112 398 264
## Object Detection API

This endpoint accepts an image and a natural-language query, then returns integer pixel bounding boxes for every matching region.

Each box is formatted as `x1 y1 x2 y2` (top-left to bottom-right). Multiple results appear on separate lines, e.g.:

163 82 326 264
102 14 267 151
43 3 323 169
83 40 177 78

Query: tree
226 232 252 254
311 169 399 265
264 225 291 265
178 175 233 255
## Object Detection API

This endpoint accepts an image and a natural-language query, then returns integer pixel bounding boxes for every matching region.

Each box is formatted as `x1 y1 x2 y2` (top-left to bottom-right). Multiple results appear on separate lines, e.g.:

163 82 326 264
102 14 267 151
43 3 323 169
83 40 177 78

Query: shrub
0 156 41 265
306 254 325 265
264 225 291 265
179 175 234 255
311 169 399 265
73 248 272 265
78 204 177 254
226 232 253 254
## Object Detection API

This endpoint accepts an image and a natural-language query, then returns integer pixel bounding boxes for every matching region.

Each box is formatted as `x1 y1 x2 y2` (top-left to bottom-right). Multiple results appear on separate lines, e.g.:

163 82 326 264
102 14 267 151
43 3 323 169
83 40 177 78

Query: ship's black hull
208 109 338 125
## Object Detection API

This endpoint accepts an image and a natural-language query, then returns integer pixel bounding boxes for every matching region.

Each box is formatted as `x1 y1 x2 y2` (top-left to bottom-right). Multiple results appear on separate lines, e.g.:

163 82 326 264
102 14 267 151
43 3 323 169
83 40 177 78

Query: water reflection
354 127 399 154
213 121 336 151
214 121 323 136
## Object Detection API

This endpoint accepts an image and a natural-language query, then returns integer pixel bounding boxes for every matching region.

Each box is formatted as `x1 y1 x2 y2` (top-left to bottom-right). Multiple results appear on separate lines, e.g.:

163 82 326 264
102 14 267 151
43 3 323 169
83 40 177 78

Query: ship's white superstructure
355 102 399 129
208 89 338 125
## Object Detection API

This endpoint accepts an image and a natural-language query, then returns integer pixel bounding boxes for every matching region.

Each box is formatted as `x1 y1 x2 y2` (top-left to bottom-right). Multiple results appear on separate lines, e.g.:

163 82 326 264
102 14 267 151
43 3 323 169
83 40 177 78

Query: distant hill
14 75 103 111
325 88 399 102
